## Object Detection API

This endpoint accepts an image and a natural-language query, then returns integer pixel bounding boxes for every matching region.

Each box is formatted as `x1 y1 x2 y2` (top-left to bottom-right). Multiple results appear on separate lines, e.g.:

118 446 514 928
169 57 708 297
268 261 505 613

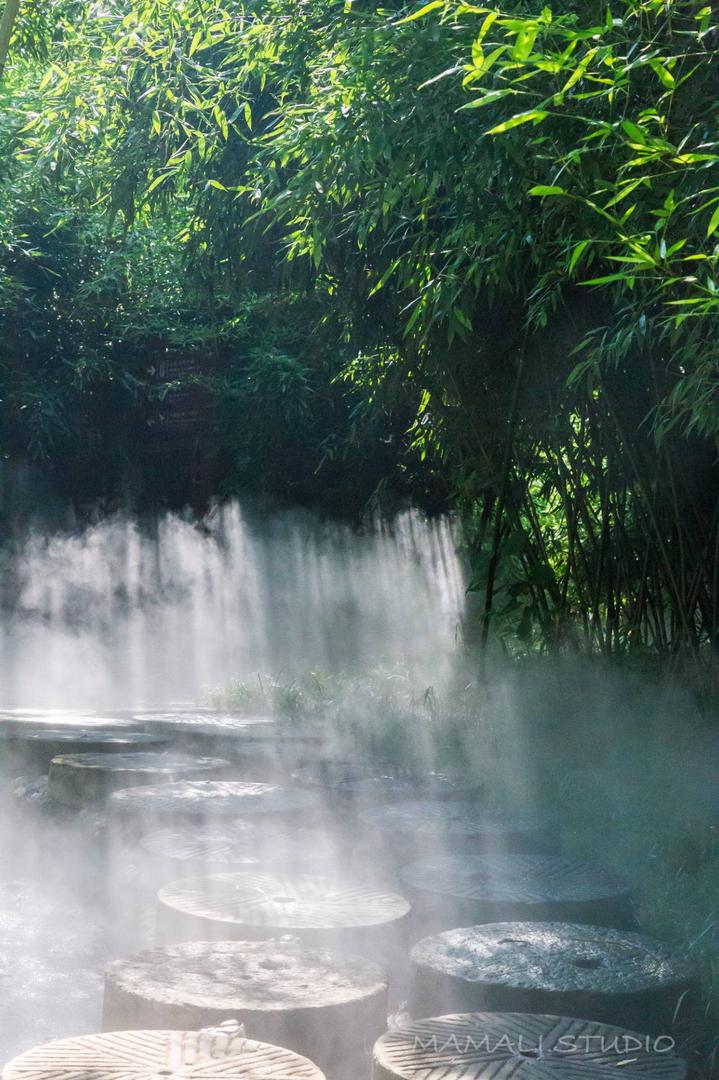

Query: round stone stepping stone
157 871 411 959
410 922 699 1034
133 711 279 740
103 938 387 1073
140 821 346 877
109 780 324 827
360 800 553 856
399 854 634 931
0 713 132 735
2 1028 325 1080
48 752 231 808
293 760 481 806
134 712 325 770
0 708 98 720
2 728 169 773
131 703 217 714
372 1012 686 1079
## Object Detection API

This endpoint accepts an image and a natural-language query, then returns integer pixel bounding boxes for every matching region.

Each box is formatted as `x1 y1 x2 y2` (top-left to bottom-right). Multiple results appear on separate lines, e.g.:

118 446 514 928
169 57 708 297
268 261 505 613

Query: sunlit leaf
485 109 548 134
396 0 445 24
528 185 566 196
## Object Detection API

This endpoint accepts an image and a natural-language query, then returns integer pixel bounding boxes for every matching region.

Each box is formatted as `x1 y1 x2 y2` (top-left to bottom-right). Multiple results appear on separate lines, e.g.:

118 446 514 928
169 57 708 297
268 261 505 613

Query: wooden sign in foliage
147 352 216 438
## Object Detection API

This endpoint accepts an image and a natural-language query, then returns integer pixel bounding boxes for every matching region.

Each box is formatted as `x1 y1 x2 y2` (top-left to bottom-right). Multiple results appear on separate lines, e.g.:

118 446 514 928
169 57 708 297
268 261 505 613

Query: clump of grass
203 677 264 713
202 663 487 764
202 672 327 720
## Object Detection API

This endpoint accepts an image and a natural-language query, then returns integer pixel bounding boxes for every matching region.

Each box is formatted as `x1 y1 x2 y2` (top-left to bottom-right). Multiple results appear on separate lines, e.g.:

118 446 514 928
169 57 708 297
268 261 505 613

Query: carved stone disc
2 1028 325 1080
373 1012 686 1079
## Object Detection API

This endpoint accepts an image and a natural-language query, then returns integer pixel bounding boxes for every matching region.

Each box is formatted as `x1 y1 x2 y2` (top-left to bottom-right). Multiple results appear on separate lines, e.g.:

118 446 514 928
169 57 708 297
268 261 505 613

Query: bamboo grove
1 0 719 669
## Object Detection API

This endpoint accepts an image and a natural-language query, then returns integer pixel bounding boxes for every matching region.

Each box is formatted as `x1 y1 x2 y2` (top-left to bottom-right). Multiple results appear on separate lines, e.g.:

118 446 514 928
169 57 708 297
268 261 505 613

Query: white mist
0 503 466 708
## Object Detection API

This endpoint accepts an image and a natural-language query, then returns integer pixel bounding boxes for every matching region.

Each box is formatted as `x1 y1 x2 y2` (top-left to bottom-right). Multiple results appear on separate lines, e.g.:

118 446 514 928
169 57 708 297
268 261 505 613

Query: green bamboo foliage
1 0 719 671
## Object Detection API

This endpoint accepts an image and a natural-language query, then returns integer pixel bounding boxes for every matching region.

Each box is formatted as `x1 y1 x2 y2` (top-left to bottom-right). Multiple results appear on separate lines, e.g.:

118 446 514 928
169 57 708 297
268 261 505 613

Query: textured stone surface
410 922 699 1034
373 1012 687 1079
110 781 323 826
140 821 346 876
0 710 102 724
399 854 634 931
130 715 326 779
2 1027 325 1080
293 761 481 805
360 800 553 855
157 871 410 959
3 729 168 773
133 712 279 739
48 753 229 808
103 938 388 1072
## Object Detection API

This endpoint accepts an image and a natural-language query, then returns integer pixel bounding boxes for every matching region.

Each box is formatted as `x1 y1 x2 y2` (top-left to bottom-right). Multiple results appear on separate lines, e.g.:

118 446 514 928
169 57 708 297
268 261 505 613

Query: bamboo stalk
0 0 21 79
602 383 693 647
481 345 526 651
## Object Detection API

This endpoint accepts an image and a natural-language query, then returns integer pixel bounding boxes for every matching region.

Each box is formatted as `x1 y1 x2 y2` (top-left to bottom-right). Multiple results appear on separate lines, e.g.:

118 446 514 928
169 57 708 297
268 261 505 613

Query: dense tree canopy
1 0 718 660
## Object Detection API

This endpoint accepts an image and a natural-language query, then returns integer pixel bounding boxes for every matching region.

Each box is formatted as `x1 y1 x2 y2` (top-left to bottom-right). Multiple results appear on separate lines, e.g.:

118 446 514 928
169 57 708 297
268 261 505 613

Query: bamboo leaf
579 272 639 285
369 257 402 297
560 46 598 93
477 12 498 42
512 23 538 60
145 171 174 194
397 0 445 24
707 204 719 236
568 239 590 272
485 109 548 134
528 185 566 196
459 88 514 110
649 58 675 89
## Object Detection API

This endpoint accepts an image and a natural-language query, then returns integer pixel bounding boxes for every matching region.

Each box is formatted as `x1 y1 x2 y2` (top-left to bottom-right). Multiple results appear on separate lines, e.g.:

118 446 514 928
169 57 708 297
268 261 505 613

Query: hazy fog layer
0 504 466 708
